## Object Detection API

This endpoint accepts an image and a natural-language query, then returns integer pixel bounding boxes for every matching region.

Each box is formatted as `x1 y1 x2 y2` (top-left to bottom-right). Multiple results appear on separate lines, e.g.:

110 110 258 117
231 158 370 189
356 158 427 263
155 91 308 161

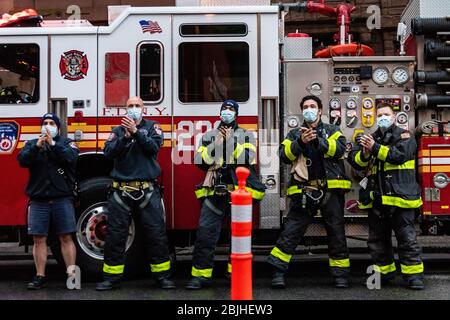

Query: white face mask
127 106 143 122
41 124 58 138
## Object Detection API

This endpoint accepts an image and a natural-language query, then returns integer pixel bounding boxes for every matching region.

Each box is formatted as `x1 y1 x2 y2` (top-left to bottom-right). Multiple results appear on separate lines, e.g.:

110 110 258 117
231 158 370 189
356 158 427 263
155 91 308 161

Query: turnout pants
268 191 350 279
368 205 424 280
103 186 171 280
191 196 231 279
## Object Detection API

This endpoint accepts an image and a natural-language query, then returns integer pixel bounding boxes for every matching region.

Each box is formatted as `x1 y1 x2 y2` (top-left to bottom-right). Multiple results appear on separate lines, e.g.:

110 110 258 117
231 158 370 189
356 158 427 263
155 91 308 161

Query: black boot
157 277 176 289
27 275 46 290
271 271 286 289
96 276 121 291
185 276 212 290
334 277 349 289
408 277 424 290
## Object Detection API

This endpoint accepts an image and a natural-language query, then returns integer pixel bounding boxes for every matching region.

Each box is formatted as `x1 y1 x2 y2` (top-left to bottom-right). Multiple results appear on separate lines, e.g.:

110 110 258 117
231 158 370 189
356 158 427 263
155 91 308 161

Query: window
138 43 162 103
178 42 249 103
180 24 248 37
105 52 130 107
0 43 39 104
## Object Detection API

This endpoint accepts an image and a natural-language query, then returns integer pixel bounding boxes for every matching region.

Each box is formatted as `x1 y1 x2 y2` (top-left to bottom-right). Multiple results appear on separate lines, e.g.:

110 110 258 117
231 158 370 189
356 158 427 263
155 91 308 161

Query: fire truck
0 0 448 277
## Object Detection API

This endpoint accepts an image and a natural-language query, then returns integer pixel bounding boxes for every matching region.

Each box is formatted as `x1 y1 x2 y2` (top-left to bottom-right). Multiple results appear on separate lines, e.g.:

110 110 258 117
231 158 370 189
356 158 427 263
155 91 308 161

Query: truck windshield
0 43 39 104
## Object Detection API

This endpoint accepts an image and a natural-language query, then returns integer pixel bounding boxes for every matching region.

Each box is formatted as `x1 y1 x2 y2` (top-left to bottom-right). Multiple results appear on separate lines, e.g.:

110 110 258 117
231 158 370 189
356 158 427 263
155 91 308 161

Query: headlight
433 173 450 189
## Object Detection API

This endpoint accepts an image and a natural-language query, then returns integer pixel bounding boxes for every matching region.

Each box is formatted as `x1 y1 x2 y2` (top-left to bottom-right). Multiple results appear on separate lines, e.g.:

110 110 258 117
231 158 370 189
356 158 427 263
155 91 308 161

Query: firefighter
17 113 79 290
268 95 352 289
185 99 266 290
348 103 424 290
96 96 175 291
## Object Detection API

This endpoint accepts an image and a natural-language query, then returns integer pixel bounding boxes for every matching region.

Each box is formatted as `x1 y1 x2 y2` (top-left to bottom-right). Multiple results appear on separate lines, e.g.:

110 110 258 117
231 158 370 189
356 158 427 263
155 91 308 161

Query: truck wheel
49 177 146 281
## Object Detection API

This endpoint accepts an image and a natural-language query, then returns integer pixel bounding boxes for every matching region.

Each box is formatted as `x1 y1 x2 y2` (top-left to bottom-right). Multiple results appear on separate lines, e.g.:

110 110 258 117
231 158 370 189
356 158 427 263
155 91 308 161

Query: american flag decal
139 20 162 34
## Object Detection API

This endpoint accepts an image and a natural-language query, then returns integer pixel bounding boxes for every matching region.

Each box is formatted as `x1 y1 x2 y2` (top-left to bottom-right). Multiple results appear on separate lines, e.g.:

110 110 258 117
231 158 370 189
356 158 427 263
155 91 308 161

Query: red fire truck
0 0 448 276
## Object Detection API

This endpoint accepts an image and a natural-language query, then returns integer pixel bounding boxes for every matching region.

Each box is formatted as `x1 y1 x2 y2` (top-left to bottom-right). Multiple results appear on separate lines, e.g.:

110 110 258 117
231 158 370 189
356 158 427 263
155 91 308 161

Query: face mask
41 124 58 138
127 106 142 121
377 115 393 129
220 109 236 124
302 108 319 123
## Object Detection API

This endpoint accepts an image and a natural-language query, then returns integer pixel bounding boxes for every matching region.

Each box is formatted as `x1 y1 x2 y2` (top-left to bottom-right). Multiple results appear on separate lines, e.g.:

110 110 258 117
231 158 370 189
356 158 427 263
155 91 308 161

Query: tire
49 177 147 281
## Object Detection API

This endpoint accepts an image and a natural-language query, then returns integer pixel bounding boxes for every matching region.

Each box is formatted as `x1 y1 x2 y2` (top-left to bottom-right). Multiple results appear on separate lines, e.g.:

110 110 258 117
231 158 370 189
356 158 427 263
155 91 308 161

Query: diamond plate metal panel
283 37 313 60
259 193 281 229
401 0 450 38
304 222 368 237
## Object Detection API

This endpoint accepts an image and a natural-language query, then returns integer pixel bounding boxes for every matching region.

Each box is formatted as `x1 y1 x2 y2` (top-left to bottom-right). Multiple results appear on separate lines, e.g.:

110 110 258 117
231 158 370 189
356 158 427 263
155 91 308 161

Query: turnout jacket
347 124 422 209
17 136 79 200
194 122 266 200
104 118 163 181
280 121 352 196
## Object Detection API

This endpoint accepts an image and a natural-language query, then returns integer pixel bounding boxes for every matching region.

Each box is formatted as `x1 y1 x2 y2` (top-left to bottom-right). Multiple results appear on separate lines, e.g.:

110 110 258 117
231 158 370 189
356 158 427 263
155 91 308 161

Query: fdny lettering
102 106 169 116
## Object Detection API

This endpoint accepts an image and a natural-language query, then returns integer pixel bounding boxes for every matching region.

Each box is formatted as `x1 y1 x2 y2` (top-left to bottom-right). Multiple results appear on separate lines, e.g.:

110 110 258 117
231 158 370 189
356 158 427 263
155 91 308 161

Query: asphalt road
1 253 450 301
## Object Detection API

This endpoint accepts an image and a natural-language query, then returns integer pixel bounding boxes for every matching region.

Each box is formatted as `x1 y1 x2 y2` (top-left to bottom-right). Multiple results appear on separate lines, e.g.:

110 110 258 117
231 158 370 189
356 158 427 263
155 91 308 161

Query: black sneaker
95 279 121 291
334 277 349 289
27 275 46 290
271 271 286 289
408 278 425 290
185 276 212 290
157 277 176 289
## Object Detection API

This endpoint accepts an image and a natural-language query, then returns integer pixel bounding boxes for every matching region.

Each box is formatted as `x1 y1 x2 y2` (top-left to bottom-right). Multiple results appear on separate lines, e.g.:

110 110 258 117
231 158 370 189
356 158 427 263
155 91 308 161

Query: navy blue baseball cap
41 113 61 129
221 99 239 115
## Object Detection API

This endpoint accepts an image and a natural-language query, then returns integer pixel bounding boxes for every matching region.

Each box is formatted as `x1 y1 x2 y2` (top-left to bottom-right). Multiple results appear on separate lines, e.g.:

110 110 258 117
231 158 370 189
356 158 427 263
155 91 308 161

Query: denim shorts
28 197 77 236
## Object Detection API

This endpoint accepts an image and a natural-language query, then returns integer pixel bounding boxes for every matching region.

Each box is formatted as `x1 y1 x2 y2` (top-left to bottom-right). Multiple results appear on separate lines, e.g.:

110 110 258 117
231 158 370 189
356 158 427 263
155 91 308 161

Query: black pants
368 205 423 280
268 191 350 278
103 187 171 280
191 196 231 279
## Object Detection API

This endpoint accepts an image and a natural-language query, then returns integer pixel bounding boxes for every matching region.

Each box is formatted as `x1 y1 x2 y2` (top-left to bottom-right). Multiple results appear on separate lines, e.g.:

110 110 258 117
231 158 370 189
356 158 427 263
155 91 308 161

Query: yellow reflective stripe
374 263 396 274
325 131 342 158
198 145 214 165
103 264 124 275
381 196 423 209
401 263 424 275
355 151 369 167
233 186 265 200
233 143 245 159
192 266 213 278
384 160 415 171
287 185 303 196
270 247 292 263
327 179 352 189
358 202 373 209
242 142 257 152
281 139 297 162
195 187 215 199
329 258 350 268
227 263 232 274
377 145 389 161
151 260 171 273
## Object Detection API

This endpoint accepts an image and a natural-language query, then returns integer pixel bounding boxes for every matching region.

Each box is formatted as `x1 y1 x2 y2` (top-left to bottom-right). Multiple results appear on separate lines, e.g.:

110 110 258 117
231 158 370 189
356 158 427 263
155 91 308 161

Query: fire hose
416 93 450 109
415 70 450 84
425 40 450 60
412 17 450 36
415 120 450 135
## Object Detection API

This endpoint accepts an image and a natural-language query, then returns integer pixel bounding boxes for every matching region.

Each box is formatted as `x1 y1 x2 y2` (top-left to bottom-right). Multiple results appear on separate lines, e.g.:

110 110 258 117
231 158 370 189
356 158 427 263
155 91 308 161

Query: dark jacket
280 121 352 196
194 122 266 200
17 136 79 200
104 118 163 181
347 124 422 209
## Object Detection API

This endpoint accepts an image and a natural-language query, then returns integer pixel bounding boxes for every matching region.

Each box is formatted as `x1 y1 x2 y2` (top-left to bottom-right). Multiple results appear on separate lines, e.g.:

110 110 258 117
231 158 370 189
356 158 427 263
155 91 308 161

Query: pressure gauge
396 112 408 125
346 98 357 109
329 98 341 110
392 67 409 85
372 67 389 85
362 98 373 109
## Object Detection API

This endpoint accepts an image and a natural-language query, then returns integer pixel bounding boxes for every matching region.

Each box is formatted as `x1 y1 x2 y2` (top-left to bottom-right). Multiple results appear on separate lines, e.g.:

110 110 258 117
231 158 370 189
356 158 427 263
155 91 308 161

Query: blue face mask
303 108 319 123
41 125 58 138
220 109 236 124
377 115 393 129
127 107 142 121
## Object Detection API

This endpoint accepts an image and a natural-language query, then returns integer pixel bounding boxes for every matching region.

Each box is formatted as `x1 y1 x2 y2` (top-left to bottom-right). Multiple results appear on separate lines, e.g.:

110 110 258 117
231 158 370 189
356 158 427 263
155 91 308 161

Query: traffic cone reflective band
230 166 253 300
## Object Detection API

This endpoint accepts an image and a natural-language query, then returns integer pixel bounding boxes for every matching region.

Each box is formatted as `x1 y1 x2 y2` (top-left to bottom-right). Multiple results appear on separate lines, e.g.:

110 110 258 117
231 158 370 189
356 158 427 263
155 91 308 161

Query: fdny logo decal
0 121 19 155
139 20 162 34
59 50 89 81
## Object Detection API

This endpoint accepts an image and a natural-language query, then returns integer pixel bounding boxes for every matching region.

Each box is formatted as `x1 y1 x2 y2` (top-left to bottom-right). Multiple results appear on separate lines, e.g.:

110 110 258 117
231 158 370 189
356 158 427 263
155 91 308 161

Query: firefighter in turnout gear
185 100 266 290
268 95 352 289
348 103 424 290
96 97 175 291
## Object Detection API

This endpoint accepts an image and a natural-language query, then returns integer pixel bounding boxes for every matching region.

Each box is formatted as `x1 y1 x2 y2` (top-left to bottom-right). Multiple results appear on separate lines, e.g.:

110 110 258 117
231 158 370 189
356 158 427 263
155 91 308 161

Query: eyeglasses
127 104 142 108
